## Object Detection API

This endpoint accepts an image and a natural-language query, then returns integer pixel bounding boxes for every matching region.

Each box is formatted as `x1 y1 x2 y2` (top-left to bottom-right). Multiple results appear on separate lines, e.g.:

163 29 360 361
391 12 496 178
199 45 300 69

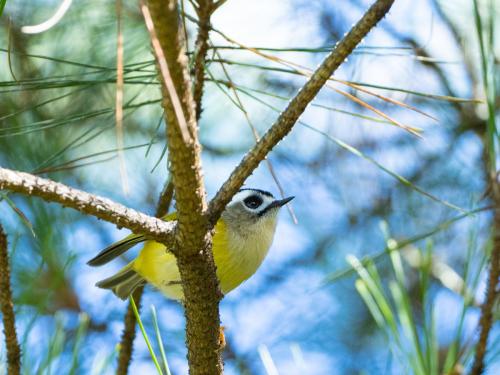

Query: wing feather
87 234 145 266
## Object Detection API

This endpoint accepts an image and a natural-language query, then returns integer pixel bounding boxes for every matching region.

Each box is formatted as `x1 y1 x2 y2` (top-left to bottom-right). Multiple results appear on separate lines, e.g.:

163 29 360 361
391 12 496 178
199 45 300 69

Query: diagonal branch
0 2 396 374
0 167 175 244
207 0 396 223
0 223 21 375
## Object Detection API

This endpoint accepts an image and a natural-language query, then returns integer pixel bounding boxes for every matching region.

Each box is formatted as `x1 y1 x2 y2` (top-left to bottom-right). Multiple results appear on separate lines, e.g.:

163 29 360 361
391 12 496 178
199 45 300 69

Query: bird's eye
243 195 263 209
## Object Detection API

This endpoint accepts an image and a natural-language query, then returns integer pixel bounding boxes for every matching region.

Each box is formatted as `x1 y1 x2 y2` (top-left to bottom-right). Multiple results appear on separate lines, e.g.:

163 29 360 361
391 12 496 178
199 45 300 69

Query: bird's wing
87 212 177 267
87 233 146 266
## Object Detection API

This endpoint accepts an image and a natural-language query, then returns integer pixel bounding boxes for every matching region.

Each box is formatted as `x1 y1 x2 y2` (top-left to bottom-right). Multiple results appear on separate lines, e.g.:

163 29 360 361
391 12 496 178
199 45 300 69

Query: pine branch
207 0 396 223
0 223 21 375
0 167 175 244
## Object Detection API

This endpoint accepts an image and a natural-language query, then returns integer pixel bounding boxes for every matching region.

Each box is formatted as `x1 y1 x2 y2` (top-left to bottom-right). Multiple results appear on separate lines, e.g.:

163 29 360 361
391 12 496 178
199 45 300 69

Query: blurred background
0 0 498 374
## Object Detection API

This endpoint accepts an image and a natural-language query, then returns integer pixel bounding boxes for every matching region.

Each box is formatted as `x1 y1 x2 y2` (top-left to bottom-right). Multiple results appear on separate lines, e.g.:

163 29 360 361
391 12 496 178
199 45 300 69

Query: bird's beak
273 196 295 208
259 196 294 216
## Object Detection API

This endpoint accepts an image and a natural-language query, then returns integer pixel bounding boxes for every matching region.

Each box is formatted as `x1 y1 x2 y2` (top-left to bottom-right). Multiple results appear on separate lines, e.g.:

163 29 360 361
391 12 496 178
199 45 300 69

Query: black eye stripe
243 195 263 209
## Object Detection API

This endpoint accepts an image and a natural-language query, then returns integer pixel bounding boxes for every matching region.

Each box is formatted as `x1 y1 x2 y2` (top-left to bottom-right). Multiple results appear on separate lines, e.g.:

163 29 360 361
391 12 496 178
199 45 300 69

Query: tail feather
95 264 145 300
114 274 145 300
87 234 145 266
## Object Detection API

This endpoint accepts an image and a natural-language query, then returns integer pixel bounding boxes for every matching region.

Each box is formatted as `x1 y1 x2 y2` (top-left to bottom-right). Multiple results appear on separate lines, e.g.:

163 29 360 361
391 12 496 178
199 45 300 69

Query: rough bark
146 0 222 373
470 176 500 375
0 224 21 375
0 167 175 244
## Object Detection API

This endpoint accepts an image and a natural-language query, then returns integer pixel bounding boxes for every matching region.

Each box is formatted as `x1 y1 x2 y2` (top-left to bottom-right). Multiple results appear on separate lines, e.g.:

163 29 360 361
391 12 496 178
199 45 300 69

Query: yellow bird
88 189 293 300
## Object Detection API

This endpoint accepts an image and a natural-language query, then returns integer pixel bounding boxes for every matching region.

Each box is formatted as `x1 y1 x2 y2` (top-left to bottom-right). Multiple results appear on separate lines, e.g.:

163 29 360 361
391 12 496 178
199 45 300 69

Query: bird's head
222 188 294 237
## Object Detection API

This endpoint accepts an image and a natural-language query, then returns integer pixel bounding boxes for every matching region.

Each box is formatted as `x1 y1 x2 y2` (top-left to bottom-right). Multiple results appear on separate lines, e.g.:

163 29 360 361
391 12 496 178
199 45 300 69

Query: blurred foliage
0 0 498 374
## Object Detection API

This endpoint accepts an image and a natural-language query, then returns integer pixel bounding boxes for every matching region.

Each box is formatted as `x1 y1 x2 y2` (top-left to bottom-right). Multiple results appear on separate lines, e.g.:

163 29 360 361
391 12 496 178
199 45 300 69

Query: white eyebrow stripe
230 190 275 212
239 188 274 197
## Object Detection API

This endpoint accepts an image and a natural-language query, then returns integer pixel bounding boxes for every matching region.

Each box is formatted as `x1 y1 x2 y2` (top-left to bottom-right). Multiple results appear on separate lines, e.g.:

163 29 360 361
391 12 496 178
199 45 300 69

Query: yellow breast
132 217 274 300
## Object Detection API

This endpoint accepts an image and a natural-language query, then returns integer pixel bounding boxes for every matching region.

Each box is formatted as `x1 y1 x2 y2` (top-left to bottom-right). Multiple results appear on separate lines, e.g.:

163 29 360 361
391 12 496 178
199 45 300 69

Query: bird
87 188 294 301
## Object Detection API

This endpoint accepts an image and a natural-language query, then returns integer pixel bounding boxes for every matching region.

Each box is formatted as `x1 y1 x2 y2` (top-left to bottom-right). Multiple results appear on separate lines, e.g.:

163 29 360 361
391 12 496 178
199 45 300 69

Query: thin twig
192 0 216 119
180 0 189 51
0 223 21 375
155 178 175 218
208 42 422 136
207 0 396 223
116 285 144 375
335 78 438 122
115 0 129 195
326 82 422 136
211 51 298 223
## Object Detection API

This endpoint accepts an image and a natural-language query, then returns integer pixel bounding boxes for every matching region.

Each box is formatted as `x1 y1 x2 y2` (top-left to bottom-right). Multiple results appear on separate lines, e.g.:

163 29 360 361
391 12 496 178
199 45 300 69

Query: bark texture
470 176 500 375
0 224 21 375
146 0 222 373
0 167 175 243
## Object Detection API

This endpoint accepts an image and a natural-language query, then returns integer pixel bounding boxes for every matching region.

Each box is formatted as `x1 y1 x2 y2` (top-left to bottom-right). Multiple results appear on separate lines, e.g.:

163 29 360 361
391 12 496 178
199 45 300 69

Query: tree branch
470 179 500 375
116 285 144 375
192 0 216 119
0 223 21 375
0 167 175 244
155 178 175 218
145 0 223 373
0 1 396 373
207 0 396 223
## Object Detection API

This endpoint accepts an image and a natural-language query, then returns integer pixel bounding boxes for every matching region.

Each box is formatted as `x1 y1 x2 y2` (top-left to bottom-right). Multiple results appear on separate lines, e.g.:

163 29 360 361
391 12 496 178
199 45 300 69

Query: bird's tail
95 263 145 300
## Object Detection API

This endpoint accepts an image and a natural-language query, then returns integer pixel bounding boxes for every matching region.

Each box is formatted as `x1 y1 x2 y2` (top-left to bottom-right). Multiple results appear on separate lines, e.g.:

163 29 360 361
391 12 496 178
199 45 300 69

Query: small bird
88 189 293 300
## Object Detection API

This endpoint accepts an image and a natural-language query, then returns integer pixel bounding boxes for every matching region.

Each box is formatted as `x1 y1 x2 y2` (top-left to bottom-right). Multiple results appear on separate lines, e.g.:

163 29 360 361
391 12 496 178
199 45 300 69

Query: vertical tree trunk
0 224 21 375
145 1 223 372
470 171 500 375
